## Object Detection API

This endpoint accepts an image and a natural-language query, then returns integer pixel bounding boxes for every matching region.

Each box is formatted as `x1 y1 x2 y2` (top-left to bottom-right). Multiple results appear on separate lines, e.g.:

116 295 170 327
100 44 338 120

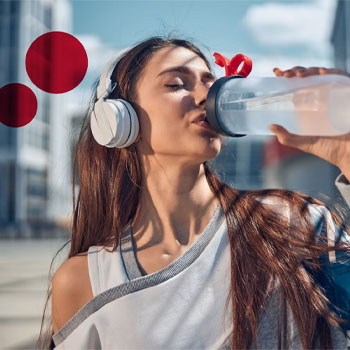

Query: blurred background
0 0 349 348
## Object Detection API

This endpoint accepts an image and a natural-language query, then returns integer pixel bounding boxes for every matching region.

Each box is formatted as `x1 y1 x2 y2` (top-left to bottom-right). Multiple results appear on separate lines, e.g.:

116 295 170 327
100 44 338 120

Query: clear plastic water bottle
205 74 350 137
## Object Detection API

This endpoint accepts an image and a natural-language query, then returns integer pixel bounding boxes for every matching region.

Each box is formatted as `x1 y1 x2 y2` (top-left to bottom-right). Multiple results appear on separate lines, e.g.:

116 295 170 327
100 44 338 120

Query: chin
194 137 222 162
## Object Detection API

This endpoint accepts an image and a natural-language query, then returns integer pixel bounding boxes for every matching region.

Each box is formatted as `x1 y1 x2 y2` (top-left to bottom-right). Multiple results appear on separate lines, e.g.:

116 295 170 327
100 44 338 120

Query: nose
194 81 211 108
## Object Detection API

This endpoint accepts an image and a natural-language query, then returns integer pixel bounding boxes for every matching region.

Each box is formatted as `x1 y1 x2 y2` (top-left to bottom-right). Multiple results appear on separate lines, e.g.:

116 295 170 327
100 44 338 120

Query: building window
10 1 19 15
43 3 52 28
43 128 49 151
8 163 16 223
0 124 16 147
42 95 50 124
8 47 18 82
0 124 9 147
0 2 7 16
9 2 18 46
70 115 83 185
26 167 48 219
27 182 46 197
31 0 42 22
0 2 10 48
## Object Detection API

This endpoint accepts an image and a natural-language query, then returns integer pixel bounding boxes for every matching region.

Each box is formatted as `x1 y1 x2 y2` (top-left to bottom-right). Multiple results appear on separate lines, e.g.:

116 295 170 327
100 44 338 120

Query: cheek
138 93 190 139
154 92 190 116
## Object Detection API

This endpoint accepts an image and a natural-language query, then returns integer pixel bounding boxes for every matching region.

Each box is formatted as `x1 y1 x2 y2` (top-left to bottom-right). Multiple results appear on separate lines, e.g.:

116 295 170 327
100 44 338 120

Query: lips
192 113 208 124
192 113 216 132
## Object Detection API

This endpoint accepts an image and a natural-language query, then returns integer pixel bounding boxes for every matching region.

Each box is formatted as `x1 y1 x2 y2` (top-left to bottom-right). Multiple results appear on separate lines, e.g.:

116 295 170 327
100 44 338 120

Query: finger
274 66 307 77
268 124 292 141
268 124 313 150
281 69 297 77
291 66 307 73
293 66 307 77
319 67 350 78
268 124 296 144
281 67 307 78
273 67 283 77
268 124 287 133
296 67 324 78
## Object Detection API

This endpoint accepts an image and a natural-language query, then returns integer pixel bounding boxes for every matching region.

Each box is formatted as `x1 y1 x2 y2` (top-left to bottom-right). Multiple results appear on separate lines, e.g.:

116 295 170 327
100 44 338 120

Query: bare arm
51 252 93 333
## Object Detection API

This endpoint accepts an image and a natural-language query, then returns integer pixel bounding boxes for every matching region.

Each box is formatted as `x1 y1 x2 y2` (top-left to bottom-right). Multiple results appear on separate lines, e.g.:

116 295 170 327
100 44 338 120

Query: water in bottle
205 74 350 137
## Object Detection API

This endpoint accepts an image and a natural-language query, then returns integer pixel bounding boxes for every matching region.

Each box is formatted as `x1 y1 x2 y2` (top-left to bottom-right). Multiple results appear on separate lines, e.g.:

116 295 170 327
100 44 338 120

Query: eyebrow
156 66 216 81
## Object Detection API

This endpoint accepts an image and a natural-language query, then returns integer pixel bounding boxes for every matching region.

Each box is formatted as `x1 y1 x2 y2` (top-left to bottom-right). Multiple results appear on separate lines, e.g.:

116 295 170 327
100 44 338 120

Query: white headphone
90 47 140 148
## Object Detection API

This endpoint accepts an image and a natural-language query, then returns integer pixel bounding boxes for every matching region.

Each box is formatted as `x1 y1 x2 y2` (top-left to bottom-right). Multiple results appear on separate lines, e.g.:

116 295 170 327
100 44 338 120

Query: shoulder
52 251 93 334
52 252 90 293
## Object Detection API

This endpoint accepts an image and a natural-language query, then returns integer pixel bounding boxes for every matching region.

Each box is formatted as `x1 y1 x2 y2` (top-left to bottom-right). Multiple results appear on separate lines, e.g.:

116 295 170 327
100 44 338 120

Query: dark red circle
25 31 88 94
0 84 38 127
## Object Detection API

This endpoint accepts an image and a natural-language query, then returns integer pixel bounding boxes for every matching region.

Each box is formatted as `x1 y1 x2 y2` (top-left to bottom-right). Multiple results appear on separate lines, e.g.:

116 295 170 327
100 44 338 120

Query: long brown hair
37 36 350 349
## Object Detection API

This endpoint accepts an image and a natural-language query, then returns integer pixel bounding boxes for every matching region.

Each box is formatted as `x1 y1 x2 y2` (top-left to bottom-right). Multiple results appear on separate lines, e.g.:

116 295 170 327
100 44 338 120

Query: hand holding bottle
269 66 350 182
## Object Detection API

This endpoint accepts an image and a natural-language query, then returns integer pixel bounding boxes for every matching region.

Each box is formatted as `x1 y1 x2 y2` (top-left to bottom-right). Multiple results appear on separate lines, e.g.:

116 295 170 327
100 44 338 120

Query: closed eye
165 84 184 91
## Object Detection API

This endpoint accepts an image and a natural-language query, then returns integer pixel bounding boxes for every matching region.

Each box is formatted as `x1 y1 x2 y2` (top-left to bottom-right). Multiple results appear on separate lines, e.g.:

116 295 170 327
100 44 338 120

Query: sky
67 0 338 106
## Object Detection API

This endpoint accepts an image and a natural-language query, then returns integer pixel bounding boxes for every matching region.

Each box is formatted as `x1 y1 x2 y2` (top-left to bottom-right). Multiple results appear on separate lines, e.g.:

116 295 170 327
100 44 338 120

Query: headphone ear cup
91 99 120 147
115 100 139 148
90 99 139 148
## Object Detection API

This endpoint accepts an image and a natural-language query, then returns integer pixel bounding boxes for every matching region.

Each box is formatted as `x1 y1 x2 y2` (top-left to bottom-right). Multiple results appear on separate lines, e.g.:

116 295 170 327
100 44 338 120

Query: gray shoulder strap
120 223 147 280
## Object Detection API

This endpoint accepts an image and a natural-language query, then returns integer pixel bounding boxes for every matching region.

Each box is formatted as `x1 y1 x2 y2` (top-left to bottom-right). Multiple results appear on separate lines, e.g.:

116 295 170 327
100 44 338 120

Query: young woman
38 37 350 349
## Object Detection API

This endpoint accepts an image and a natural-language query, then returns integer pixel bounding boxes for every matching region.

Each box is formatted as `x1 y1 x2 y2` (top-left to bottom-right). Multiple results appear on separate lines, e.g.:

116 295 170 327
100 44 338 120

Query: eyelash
165 84 184 91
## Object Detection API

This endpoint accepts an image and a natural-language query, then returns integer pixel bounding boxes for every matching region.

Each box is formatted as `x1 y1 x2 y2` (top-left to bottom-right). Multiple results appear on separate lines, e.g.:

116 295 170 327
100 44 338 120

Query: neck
131 156 219 251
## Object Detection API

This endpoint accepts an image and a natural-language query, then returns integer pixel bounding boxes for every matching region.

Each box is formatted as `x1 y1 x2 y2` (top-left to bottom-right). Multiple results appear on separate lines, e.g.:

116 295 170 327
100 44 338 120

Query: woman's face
133 46 222 164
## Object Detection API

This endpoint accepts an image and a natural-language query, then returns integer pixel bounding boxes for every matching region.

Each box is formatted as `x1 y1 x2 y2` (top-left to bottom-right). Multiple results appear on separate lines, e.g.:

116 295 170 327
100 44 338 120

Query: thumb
268 124 293 145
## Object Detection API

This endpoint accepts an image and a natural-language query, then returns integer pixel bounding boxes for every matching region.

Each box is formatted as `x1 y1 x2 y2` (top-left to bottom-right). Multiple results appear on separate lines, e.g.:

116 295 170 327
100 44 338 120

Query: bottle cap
213 53 253 77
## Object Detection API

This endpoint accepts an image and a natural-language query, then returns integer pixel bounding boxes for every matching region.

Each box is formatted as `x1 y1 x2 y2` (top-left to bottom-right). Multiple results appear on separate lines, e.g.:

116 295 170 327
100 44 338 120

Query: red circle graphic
0 83 38 127
25 31 88 94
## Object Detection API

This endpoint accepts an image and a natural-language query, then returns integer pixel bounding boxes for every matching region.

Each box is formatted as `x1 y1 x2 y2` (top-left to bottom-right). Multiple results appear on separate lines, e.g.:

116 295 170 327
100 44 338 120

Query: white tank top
52 204 348 349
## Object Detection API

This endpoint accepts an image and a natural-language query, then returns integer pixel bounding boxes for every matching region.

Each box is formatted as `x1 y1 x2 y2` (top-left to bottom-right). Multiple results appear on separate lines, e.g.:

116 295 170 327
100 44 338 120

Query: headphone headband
96 46 134 100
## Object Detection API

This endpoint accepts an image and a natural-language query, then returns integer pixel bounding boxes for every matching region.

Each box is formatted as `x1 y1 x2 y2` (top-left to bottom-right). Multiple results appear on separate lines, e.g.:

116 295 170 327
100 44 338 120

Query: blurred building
262 138 341 205
331 0 350 73
0 0 73 237
212 135 265 190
